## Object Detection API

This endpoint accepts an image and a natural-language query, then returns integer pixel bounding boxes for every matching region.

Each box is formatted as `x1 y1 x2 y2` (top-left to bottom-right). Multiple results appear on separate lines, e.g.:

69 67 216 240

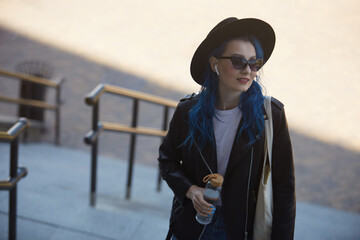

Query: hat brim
190 18 276 85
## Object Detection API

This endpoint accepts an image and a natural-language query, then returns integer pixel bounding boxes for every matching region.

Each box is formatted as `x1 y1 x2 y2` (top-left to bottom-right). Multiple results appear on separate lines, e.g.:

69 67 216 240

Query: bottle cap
203 173 223 187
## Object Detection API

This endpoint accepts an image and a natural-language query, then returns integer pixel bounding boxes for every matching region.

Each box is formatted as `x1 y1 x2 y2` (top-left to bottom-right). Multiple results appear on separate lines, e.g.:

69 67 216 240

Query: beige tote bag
253 96 273 240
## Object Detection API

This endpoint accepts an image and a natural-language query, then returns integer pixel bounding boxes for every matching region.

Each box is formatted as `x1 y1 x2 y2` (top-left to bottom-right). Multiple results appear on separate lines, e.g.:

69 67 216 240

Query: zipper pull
244 231 248 240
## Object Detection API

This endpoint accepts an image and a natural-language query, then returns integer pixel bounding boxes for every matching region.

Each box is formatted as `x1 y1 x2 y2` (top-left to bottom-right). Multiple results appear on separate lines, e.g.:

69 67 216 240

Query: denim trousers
172 207 227 240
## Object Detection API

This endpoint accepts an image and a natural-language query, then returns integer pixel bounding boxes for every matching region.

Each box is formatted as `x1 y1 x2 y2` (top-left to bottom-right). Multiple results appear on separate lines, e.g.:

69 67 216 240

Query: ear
209 56 218 73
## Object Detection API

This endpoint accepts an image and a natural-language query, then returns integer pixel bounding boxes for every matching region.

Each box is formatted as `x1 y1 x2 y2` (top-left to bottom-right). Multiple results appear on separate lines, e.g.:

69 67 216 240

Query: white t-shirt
213 107 242 178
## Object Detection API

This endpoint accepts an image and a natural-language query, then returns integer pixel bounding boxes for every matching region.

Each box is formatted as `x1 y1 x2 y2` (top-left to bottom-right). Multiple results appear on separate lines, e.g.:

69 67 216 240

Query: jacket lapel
199 106 267 179
224 111 267 179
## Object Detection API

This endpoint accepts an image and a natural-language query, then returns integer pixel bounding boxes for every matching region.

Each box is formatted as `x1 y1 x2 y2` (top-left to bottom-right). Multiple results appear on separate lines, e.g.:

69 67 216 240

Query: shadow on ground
0 26 359 214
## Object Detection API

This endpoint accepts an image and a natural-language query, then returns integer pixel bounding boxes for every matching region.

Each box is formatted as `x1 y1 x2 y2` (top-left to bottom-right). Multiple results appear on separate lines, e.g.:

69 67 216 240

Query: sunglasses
217 56 263 71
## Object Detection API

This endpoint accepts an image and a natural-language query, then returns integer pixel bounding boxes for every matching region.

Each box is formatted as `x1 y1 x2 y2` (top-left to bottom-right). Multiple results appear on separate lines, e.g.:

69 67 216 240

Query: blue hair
184 36 265 149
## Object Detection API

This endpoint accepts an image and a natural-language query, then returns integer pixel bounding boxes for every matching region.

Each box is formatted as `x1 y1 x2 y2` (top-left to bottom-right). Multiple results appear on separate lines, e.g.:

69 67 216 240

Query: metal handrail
102 122 167 137
0 69 64 87
0 68 65 144
85 83 177 107
0 118 29 240
84 83 178 205
0 118 30 142
0 96 57 110
0 167 28 191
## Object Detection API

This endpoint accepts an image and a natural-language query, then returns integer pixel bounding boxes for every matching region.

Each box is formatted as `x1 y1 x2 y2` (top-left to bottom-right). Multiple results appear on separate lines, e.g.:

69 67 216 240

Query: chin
235 85 251 93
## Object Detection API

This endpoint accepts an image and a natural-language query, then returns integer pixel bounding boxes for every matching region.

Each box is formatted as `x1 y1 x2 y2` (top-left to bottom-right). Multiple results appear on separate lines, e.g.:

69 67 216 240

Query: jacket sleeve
271 104 296 240
158 103 193 205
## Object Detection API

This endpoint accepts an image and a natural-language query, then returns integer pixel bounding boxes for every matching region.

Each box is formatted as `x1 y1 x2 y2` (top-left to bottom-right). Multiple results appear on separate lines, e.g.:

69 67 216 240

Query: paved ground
1 25 360 215
1 143 360 240
0 143 173 240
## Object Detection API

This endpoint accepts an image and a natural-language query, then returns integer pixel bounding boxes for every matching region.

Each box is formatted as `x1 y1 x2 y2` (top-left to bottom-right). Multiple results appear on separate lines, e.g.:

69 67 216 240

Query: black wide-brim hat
190 17 276 85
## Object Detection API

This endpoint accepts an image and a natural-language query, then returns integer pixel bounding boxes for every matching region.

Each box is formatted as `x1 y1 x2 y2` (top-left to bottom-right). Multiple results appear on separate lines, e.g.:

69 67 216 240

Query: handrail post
9 138 19 240
84 84 178 201
55 86 61 145
157 106 169 191
90 101 99 206
126 99 139 199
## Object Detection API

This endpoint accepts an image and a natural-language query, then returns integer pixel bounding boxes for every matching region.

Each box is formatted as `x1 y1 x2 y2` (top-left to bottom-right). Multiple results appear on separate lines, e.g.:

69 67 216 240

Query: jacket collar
195 109 267 179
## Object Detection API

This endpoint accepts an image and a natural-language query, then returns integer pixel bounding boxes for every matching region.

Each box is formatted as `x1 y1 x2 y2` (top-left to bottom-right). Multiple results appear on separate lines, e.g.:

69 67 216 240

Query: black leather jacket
158 95 296 240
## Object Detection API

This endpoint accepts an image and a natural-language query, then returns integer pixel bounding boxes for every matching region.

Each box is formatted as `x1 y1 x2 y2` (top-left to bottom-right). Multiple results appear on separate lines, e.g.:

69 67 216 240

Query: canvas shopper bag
253 96 273 240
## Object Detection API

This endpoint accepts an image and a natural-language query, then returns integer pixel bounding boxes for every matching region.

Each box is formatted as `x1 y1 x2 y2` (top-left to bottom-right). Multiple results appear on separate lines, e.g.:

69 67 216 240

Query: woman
158 17 295 240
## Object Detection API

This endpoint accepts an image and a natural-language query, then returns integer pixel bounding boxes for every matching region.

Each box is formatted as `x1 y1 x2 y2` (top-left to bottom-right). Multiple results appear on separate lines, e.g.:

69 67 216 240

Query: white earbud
215 65 219 75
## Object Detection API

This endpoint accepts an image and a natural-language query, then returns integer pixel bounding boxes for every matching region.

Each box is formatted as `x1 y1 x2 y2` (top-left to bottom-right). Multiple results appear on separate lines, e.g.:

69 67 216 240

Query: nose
241 63 252 74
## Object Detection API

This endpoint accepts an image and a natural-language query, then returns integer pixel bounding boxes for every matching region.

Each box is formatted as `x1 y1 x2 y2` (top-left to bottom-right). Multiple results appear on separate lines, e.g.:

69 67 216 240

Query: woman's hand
186 185 215 217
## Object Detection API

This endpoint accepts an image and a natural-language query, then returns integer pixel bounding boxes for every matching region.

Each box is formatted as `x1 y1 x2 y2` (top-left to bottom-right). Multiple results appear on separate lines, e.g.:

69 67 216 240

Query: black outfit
158 95 296 240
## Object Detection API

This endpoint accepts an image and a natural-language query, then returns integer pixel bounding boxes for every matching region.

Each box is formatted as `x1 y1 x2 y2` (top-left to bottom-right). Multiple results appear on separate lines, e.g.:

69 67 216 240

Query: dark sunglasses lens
229 56 263 71
231 57 247 70
249 59 263 71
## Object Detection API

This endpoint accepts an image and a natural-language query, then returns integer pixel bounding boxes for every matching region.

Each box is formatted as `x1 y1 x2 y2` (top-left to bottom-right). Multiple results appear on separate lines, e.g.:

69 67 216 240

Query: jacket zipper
244 147 254 240
194 136 254 239
173 204 182 214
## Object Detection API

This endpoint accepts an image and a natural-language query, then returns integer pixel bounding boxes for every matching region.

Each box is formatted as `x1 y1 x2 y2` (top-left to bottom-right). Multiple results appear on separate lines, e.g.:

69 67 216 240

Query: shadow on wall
290 130 360 213
0 26 359 214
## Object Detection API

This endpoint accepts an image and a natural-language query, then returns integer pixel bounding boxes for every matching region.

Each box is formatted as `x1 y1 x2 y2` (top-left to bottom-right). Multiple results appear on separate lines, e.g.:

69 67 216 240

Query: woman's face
210 39 257 97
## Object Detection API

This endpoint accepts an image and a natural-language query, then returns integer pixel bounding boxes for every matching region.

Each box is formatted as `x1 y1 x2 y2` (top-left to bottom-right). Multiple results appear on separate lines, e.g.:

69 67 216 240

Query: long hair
184 36 265 149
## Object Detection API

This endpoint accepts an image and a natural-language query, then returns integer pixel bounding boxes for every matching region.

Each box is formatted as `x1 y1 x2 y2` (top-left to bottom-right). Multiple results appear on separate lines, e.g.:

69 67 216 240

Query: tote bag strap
264 96 273 180
253 96 274 240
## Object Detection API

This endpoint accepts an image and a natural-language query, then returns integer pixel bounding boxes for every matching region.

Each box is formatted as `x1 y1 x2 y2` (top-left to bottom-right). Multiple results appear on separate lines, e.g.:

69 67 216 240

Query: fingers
193 193 216 216
188 186 215 217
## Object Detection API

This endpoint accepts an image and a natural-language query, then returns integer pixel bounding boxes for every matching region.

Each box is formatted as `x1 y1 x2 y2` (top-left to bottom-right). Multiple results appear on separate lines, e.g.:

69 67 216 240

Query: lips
237 78 249 84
